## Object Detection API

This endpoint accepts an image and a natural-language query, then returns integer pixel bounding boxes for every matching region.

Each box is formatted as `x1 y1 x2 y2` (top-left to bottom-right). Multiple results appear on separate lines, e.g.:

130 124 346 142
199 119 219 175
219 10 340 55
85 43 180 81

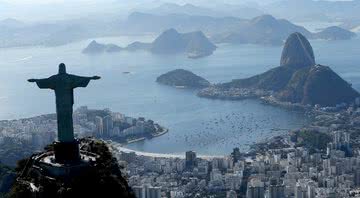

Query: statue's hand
91 76 101 80
28 79 37 83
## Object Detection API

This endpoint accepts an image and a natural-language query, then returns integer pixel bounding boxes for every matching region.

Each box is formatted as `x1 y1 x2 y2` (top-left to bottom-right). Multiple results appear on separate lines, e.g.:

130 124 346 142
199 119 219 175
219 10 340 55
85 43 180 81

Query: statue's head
58 63 66 74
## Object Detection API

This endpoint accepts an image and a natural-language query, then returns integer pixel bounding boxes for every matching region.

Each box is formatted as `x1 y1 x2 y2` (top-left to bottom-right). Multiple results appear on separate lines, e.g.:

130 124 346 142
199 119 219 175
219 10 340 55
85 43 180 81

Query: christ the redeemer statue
28 63 100 144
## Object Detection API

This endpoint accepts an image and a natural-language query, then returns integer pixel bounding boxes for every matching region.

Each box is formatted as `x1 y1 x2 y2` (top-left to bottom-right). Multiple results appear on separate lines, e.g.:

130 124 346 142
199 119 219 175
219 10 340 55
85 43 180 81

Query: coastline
109 141 225 160
151 127 169 137
198 87 311 112
122 127 169 144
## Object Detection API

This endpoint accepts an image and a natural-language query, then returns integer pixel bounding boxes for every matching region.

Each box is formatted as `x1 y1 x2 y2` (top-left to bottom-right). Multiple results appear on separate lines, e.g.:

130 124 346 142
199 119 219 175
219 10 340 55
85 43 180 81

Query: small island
82 40 122 54
156 69 211 88
199 32 360 108
82 29 217 59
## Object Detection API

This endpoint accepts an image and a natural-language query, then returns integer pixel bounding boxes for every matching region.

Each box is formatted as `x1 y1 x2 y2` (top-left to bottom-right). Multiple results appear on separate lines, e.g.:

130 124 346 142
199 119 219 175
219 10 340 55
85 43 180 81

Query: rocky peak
251 14 278 26
280 32 315 68
151 28 186 53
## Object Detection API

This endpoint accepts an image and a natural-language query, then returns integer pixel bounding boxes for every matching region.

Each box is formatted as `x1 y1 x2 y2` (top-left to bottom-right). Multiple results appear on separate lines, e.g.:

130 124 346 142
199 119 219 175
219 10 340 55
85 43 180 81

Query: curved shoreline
108 140 225 159
123 127 169 144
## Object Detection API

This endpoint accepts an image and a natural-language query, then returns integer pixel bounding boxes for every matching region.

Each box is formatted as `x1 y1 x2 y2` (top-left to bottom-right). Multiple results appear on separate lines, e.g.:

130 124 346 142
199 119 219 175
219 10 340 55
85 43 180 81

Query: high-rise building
268 178 285 198
225 172 242 190
133 185 161 198
103 115 113 137
147 186 161 198
133 186 145 198
226 190 237 198
231 147 241 163
295 182 307 198
185 151 197 170
94 116 103 136
331 131 352 156
246 178 265 198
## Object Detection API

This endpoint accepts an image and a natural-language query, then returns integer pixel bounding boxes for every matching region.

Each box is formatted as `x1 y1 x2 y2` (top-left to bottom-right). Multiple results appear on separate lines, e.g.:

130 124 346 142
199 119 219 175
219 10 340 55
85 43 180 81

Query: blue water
0 35 359 155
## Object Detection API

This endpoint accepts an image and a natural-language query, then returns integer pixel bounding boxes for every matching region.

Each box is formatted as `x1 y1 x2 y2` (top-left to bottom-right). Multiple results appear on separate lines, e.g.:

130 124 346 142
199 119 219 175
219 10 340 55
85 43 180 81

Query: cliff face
8 138 135 198
156 69 210 88
280 32 315 68
277 65 360 106
213 33 359 106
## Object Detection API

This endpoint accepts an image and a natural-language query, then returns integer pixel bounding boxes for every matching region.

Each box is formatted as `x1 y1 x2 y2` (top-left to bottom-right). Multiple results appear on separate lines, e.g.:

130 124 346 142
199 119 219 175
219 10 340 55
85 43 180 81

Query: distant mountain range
264 0 360 22
0 18 120 48
0 18 25 29
83 29 217 59
1 3 358 49
134 2 264 19
134 1 360 22
313 26 357 40
124 13 356 46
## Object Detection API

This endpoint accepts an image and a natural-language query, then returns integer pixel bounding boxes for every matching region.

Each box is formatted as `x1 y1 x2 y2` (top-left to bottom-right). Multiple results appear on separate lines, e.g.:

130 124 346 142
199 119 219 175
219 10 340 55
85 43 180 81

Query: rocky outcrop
82 40 122 54
151 28 187 54
128 29 216 58
280 32 316 68
156 69 210 88
278 65 359 106
183 31 217 58
8 138 135 198
201 33 360 107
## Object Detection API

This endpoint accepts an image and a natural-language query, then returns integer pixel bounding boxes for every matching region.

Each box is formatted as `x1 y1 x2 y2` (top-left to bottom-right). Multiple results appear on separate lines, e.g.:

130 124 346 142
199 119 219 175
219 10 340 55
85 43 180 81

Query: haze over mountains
0 17 120 48
3 0 360 22
264 0 360 22
83 29 217 58
133 2 264 19
0 1 359 48
124 13 355 46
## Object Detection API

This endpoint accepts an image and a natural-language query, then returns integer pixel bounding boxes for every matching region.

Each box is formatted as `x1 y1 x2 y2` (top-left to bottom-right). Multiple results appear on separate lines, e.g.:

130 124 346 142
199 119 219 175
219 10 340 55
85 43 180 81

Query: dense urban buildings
110 117 360 197
0 106 166 166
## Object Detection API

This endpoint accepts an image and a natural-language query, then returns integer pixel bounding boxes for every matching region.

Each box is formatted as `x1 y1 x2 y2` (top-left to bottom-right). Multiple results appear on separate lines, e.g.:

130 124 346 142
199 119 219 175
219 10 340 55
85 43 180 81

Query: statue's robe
36 73 91 142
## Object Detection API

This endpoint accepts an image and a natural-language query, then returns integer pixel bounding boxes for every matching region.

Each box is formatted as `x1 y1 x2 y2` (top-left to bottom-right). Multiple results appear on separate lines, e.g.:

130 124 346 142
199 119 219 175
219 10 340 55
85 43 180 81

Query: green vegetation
0 137 37 167
291 130 331 151
0 163 15 197
157 69 211 88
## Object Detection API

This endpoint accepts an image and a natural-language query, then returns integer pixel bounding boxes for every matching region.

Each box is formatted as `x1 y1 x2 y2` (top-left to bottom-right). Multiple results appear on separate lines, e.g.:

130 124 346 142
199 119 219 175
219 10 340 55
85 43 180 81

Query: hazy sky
0 0 354 22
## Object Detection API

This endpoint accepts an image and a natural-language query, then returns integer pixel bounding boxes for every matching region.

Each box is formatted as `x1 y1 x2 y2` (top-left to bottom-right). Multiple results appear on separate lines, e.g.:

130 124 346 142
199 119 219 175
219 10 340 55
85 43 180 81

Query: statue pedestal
54 140 80 164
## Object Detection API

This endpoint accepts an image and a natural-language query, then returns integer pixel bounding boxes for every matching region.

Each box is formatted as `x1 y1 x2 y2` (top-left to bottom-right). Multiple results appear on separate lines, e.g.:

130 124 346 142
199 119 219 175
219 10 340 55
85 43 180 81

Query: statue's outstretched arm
28 79 39 83
28 77 55 89
91 76 101 80
70 75 101 88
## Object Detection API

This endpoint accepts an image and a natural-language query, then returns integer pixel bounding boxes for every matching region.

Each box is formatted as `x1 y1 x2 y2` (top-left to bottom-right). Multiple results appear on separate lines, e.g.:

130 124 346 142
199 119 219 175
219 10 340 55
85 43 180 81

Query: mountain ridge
83 29 217 58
